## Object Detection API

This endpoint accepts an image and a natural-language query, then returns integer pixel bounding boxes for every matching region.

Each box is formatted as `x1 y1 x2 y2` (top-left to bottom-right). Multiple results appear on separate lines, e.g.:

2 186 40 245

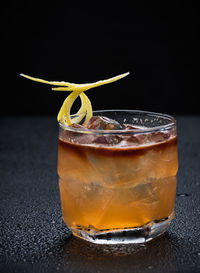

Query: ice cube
95 182 159 228
70 123 85 129
123 124 144 131
123 124 171 145
121 135 141 146
87 116 123 130
122 132 170 146
128 183 158 203
120 133 150 146
134 133 151 144
121 124 151 146
92 135 123 145
128 187 159 223
61 123 95 144
151 131 170 142
87 150 148 189
74 134 96 144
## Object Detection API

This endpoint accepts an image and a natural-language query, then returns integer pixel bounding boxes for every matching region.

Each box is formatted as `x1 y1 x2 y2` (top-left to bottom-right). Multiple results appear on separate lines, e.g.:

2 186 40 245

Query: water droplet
148 265 153 269
197 252 200 256
177 193 190 197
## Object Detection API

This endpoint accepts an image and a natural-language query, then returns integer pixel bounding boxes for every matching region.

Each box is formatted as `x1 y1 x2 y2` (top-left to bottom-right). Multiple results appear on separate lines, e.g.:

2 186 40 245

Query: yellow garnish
20 72 130 126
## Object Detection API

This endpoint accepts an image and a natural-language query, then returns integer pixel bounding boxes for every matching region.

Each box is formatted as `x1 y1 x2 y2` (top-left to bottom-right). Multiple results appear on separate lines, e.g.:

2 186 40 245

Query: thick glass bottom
71 212 174 245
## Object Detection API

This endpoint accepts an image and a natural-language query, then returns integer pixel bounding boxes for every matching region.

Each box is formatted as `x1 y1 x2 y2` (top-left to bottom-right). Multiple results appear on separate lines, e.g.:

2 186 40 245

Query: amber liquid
58 137 178 231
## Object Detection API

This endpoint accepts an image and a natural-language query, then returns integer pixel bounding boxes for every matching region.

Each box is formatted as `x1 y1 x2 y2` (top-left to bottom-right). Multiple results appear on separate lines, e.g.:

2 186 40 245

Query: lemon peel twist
20 72 130 126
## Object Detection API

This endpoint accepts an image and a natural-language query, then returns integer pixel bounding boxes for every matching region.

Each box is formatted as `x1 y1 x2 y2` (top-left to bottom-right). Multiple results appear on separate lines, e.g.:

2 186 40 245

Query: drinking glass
57 110 178 244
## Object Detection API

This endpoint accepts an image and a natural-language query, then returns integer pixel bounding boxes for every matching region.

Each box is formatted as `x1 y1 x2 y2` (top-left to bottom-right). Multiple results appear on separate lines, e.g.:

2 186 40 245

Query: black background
1 3 197 116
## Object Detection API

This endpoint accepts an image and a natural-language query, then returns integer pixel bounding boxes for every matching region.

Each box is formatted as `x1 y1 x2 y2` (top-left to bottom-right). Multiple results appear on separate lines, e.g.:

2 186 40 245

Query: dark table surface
0 115 200 273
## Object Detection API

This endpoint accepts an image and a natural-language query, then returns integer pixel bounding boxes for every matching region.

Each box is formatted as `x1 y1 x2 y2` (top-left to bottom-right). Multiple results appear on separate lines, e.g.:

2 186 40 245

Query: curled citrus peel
20 72 130 126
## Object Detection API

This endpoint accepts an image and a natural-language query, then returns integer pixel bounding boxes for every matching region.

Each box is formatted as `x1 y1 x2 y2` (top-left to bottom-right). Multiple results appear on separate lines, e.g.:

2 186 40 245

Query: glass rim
58 109 176 135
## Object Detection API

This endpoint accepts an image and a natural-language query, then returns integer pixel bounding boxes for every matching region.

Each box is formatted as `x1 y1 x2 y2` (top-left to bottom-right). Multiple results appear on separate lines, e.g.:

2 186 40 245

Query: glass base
71 212 174 245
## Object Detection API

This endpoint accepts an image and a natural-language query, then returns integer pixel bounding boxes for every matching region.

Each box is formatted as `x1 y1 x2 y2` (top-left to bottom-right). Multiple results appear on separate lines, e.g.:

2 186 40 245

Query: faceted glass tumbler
57 110 178 244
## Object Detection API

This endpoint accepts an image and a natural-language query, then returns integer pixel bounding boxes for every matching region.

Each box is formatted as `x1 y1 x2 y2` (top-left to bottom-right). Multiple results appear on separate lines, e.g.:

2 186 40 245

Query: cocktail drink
20 72 178 244
57 110 178 244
